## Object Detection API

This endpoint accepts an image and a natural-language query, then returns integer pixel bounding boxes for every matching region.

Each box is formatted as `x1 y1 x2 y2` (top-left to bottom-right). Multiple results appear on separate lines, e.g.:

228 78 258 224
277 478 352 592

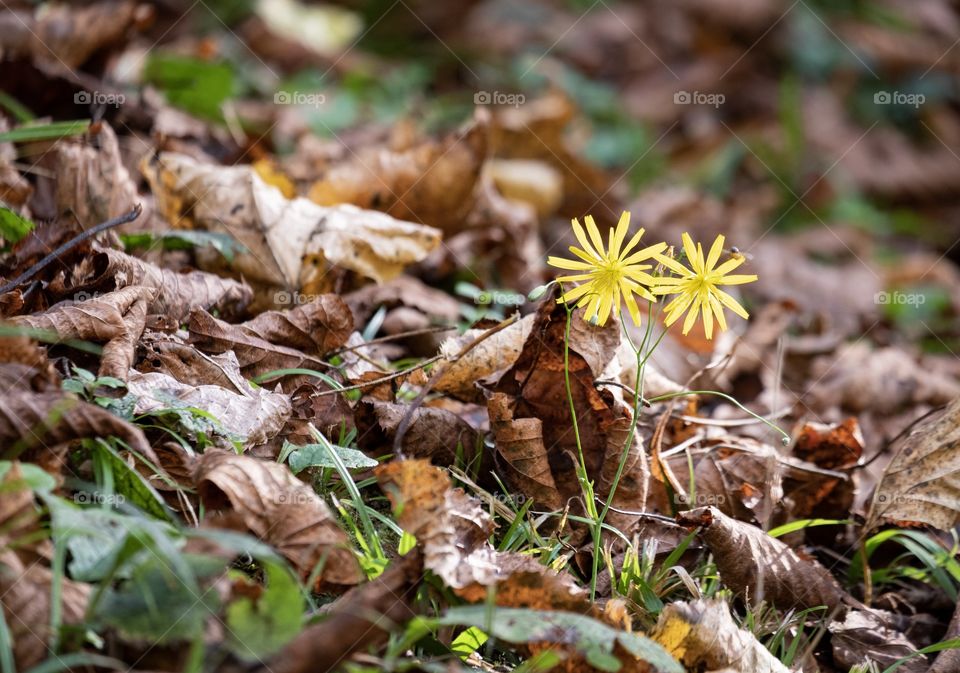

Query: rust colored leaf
194 450 361 588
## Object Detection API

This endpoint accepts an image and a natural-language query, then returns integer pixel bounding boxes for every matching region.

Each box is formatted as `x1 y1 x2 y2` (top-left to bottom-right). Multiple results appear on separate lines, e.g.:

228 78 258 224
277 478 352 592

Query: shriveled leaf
126 369 291 448
677 506 847 612
866 397 960 532
194 450 361 588
652 599 788 673
830 609 926 673
143 152 441 286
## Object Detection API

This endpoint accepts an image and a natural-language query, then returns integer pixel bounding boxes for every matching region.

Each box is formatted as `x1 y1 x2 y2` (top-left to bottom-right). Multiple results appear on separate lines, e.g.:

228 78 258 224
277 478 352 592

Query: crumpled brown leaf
66 247 252 322
830 609 926 673
866 396 960 532
677 506 847 612
126 366 291 448
308 114 488 236
143 152 442 287
652 599 789 673
194 450 361 589
11 285 157 380
0 550 91 670
0 390 156 464
188 294 352 378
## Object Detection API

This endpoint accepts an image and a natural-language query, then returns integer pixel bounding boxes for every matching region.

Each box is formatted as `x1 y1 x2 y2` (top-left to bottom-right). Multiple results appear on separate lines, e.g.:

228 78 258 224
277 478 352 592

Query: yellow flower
548 211 666 326
654 233 757 339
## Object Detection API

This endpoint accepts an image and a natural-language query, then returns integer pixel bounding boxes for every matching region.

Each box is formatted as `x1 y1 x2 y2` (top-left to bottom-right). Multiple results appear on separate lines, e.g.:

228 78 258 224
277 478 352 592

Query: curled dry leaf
787 418 862 522
486 158 564 218
69 248 252 322
0 550 91 670
433 313 536 402
143 152 441 287
126 369 291 448
308 114 488 236
830 609 926 673
188 294 352 378
677 506 846 612
194 450 361 589
138 336 250 392
356 400 483 468
11 285 157 380
343 274 461 326
866 396 960 532
652 599 789 673
0 390 156 464
375 459 498 590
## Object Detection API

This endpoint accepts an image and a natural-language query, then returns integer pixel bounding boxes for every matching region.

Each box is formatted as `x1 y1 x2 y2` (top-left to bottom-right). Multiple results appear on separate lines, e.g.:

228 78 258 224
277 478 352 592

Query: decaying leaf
676 506 847 612
866 397 960 532
0 390 156 464
830 609 926 673
194 450 361 588
143 152 442 287
308 114 488 235
68 247 252 321
652 599 789 673
11 285 157 380
126 368 291 448
0 550 91 670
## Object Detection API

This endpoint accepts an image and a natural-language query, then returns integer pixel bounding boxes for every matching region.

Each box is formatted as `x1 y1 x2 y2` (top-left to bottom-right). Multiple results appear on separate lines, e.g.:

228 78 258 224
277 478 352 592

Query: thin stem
646 390 791 444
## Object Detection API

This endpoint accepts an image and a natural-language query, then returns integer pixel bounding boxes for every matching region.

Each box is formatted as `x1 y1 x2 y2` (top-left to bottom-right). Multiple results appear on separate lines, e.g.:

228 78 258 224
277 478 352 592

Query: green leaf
0 460 56 492
121 230 247 262
0 207 35 243
439 607 683 673
225 560 304 660
451 626 487 660
93 440 174 522
285 441 378 474
0 120 89 143
143 55 237 121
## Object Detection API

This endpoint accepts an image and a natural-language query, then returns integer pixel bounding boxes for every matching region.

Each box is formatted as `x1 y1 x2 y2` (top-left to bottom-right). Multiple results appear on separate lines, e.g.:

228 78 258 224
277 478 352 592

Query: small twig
0 204 142 295
328 325 457 356
392 314 518 458
313 354 442 396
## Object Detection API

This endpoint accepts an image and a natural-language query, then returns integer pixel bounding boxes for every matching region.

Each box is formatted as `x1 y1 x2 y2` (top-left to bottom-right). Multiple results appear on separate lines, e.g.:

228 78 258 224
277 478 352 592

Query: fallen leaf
652 599 789 673
676 506 847 612
830 609 926 673
866 397 960 532
194 450 361 588
143 152 442 287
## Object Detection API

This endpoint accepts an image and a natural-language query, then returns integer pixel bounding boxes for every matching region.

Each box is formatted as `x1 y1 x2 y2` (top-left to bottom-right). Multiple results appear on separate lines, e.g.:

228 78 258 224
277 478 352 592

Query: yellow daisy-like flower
547 211 666 326
654 232 758 339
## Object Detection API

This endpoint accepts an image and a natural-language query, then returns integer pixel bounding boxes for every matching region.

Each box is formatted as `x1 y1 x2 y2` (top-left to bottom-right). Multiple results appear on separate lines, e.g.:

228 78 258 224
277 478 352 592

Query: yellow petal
558 282 596 304
714 288 750 319
584 215 607 261
713 256 746 276
618 226 646 260
663 291 696 326
555 273 595 283
709 294 728 333
622 241 667 265
705 234 725 271
547 256 594 271
702 293 714 339
682 233 700 274
609 211 630 259
569 246 601 266
681 295 703 335
620 279 643 325
655 253 692 277
572 218 600 259
716 274 758 286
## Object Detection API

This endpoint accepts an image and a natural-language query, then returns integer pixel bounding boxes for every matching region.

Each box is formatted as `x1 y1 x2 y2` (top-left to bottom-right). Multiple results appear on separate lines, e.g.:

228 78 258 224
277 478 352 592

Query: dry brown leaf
486 158 564 218
126 367 291 448
376 459 498 590
343 274 461 326
0 550 90 670
0 335 58 391
68 248 252 322
830 609 926 673
0 390 156 464
677 506 847 612
786 418 862 522
194 450 361 588
356 400 483 468
138 335 249 392
308 115 488 235
652 599 789 673
11 285 157 380
143 152 441 287
866 397 960 532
